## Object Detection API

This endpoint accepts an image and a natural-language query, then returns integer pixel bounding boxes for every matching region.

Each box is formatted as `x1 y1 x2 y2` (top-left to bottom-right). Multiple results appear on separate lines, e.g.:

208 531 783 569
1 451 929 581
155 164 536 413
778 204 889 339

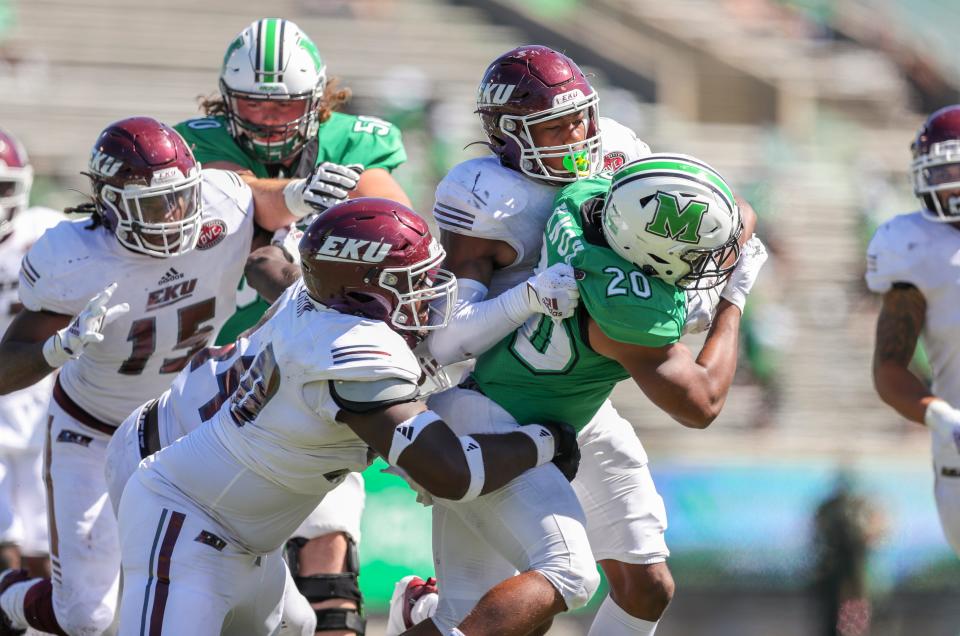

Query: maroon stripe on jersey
332 349 390 359
148 510 185 635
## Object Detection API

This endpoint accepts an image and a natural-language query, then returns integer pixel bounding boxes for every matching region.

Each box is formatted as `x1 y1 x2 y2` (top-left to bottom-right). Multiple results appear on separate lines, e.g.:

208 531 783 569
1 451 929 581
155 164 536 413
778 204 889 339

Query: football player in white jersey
104 199 578 636
868 104 960 556
0 117 306 636
389 46 749 636
0 130 61 581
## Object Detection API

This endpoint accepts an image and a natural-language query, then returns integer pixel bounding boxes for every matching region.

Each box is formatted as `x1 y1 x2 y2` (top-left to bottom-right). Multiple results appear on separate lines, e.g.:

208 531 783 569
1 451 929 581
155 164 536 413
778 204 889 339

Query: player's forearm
239 174 298 231
685 299 742 427
873 362 934 424
426 280 532 366
0 340 55 394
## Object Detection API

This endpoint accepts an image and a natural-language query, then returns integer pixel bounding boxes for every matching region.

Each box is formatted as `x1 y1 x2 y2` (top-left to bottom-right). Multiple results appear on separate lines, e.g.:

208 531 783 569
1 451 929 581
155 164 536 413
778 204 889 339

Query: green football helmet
219 18 326 164
602 153 742 289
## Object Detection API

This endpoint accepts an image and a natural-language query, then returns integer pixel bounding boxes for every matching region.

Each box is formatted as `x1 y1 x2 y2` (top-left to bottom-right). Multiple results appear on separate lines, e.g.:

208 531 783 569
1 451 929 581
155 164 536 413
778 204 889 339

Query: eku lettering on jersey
17 170 255 425
139 279 421 553
866 210 960 407
432 117 651 298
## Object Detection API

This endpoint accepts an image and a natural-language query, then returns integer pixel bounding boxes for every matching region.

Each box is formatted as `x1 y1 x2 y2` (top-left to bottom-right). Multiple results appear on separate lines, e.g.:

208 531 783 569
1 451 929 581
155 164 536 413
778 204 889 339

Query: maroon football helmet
88 117 202 257
476 45 601 183
299 198 457 342
911 105 960 222
0 129 33 237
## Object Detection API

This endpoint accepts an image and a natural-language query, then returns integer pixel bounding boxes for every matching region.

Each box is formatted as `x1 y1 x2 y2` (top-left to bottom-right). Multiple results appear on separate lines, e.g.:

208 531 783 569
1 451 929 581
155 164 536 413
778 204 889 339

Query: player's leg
116 476 237 635
2 405 122 636
224 548 288 636
286 472 366 635
0 447 23 572
933 469 960 556
574 402 673 636
14 446 50 579
424 386 600 634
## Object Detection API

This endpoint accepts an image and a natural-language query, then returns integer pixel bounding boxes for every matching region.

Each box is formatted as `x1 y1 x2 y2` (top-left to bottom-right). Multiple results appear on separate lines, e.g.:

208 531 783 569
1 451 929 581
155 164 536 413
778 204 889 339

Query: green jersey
174 112 406 344
472 176 686 431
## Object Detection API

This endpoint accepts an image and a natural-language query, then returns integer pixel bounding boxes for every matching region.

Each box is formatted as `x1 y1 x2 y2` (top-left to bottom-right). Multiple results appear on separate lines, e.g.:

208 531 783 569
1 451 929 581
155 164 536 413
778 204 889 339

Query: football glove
720 235 768 312
540 420 581 482
523 263 580 323
283 162 364 218
42 283 129 368
683 287 722 335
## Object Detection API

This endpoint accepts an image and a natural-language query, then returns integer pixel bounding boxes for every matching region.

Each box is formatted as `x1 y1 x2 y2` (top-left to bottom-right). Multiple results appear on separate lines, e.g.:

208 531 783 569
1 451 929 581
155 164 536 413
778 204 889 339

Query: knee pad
285 536 366 635
535 549 601 612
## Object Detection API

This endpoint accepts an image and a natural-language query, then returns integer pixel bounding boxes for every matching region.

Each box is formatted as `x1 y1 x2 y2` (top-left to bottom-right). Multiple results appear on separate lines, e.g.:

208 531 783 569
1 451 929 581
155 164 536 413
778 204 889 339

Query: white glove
721 236 768 312
523 263 581 322
683 287 722 335
42 283 129 368
925 400 960 470
282 162 364 218
270 224 304 264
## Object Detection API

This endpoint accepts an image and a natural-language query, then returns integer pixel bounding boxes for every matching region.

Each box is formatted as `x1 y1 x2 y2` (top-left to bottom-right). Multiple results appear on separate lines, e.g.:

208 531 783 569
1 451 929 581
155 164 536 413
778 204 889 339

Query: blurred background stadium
2 0 959 633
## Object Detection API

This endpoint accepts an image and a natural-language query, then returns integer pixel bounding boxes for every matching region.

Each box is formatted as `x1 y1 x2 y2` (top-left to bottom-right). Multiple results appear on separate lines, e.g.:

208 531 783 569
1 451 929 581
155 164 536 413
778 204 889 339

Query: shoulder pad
323 321 421 384
200 169 254 221
434 157 541 245
599 118 652 170
18 219 98 315
865 212 929 294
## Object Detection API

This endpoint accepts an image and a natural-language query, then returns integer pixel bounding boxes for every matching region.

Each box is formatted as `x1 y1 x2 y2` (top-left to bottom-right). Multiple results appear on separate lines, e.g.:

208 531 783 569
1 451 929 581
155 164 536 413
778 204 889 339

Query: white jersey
0 207 62 449
18 170 255 425
140 280 421 554
433 117 650 297
866 211 960 406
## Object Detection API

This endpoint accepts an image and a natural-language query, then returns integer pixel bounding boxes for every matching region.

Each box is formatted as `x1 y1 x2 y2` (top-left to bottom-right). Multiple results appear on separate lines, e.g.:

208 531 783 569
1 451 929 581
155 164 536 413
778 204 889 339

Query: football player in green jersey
400 155 767 636
176 17 410 346
173 18 413 636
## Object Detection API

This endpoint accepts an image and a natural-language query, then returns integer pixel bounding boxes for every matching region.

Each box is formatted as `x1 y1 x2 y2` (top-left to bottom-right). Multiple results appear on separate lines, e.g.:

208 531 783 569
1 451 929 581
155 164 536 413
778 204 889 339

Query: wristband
456 435 485 502
387 410 441 464
518 425 556 467
282 179 314 219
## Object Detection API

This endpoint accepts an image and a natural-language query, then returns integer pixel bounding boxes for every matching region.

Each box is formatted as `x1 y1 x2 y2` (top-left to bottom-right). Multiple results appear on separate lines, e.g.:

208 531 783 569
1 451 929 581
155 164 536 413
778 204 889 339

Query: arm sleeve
426 278 535 366
865 216 925 293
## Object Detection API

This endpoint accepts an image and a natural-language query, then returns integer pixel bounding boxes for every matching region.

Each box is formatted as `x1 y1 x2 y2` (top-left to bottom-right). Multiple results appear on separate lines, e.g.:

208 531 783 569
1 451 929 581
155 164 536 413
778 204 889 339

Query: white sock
0 579 40 629
587 595 660 636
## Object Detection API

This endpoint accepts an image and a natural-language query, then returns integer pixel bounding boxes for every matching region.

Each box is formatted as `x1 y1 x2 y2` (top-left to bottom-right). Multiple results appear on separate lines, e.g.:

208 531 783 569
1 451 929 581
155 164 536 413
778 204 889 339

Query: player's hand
525 263 580 323
925 400 960 468
540 420 580 482
683 287 722 335
283 162 364 218
42 283 129 368
302 162 364 211
720 236 768 312
270 224 304 264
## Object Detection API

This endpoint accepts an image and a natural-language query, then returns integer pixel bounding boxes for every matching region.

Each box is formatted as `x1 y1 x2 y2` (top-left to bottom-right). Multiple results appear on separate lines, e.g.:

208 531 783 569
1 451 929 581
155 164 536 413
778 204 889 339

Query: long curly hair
198 77 352 123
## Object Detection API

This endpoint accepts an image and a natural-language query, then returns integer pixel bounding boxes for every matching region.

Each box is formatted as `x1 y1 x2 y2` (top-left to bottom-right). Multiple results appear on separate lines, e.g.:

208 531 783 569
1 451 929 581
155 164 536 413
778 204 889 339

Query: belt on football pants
53 375 117 435
137 399 162 459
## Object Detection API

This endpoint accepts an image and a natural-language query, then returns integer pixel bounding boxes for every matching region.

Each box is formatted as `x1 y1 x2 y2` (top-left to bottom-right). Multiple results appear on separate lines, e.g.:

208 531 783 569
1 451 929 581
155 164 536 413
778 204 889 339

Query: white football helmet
602 154 742 289
220 18 326 163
